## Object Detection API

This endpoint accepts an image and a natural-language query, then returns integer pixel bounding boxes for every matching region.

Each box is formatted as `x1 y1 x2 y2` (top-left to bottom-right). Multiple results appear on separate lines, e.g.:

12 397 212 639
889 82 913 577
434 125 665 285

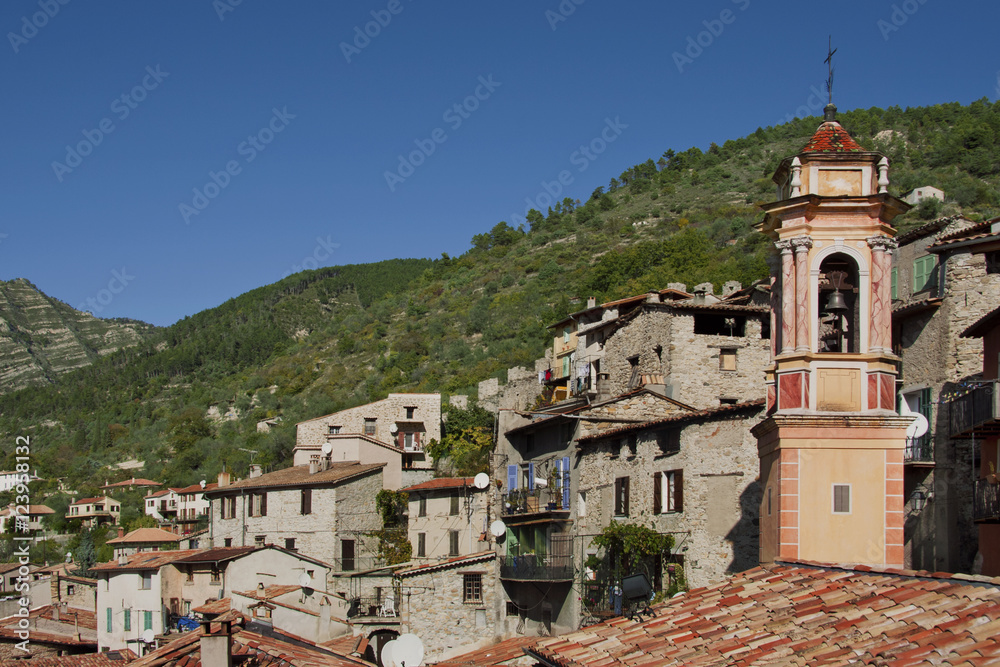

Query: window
463 573 482 603
405 407 415 419
284 538 296 551
364 418 376 436
220 497 236 520
767 487 772 516
66 585 75 596
449 530 460 557
186 567 194 583
657 429 681 455
654 470 683 514
140 572 152 590
404 432 415 450
694 314 746 336
578 491 586 518
720 348 737 371
450 494 460 516
255 535 266 546
418 496 426 517
563 328 571 344
417 533 426 558
210 568 221 585
328 425 341 434
913 255 937 293
562 355 570 378
833 484 851 513
628 357 640 390
143 611 152 631
250 493 267 517
627 434 638 457
301 489 312 515
614 477 630 516
341 540 355 571
106 607 112 632
506 601 519 616
124 610 131 632
224 538 232 547
891 267 898 300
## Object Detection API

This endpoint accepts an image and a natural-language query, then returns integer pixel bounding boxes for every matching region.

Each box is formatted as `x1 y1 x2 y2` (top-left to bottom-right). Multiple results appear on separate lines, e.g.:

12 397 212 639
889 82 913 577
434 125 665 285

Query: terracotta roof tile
107 527 184 544
398 551 495 577
204 462 384 494
800 121 865 153
401 477 474 493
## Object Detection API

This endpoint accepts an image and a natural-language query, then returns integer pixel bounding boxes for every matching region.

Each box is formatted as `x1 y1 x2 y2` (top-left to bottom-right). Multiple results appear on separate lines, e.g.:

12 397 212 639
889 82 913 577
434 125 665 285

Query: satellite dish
380 640 398 667
298 572 312 588
473 473 490 489
393 634 424 667
906 413 929 439
65 552 72 563
390 423 399 434
321 442 333 455
490 520 506 538
535 477 548 488
199 480 206 490
141 629 155 644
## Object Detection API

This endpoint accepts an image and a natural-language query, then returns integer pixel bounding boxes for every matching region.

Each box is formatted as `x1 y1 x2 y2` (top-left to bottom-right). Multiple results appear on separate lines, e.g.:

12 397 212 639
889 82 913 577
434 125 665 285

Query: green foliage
427 405 495 476
589 521 674 583
375 489 409 527
370 489 411 565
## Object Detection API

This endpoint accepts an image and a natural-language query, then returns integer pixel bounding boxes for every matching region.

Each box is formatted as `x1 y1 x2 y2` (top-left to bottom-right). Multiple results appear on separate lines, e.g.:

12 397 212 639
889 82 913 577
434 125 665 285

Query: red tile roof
800 121 864 153
528 562 1000 667
107 527 184 545
204 462 384 494
401 477 474 492
90 549 199 572
433 636 542 667
101 477 161 488
0 504 54 516
0 650 135 666
398 551 495 578
70 497 115 506
192 597 231 615
172 482 218 494
172 546 257 564
575 399 765 443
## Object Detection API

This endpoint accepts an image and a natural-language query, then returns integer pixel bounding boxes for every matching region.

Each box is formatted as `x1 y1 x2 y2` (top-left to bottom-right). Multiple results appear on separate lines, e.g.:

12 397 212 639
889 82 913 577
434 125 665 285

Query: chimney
309 458 319 475
117 526 125 539
217 471 231 488
693 282 713 304
645 290 660 303
667 282 687 294
587 296 596 309
199 619 233 667
50 573 59 604
249 465 262 479
52 605 59 622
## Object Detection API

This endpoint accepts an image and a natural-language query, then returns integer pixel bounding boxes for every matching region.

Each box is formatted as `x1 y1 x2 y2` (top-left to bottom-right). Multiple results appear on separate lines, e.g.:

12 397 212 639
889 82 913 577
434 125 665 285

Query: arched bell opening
817 254 860 353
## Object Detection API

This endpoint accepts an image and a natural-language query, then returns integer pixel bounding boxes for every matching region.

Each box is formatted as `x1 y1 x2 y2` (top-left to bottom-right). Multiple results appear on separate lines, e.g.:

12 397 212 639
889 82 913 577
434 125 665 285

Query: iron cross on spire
824 36 837 105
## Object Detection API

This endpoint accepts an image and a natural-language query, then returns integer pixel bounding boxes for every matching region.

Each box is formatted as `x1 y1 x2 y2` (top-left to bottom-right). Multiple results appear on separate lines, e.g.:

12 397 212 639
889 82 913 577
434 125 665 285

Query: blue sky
1 1 997 326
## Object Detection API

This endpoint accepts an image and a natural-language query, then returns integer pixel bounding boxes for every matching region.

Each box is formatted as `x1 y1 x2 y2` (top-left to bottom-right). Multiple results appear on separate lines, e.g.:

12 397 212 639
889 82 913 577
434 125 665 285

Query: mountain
4 100 1000 502
0 279 155 392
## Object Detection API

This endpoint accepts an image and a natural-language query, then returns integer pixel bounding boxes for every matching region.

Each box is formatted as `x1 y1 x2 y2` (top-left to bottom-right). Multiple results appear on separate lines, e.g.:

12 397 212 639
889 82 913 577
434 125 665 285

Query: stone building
395 551 499 663
891 215 1000 572
401 478 489 561
574 400 764 596
295 393 442 487
204 462 384 570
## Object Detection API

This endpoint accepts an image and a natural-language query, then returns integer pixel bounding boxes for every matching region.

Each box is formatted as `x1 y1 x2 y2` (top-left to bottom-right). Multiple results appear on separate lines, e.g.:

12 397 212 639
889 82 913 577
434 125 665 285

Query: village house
101 477 161 493
294 393 442 489
228 582 351 644
106 527 183 559
143 482 213 533
50 570 97 612
204 462 384 571
66 496 121 528
0 605 98 660
0 469 41 492
401 477 489 561
890 215 1000 572
0 503 53 533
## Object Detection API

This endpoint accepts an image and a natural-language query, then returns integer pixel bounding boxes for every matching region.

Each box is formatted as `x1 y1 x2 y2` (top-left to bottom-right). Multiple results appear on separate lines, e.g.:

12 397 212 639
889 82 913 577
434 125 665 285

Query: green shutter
106 607 112 632
144 610 153 630
891 267 898 300
124 610 130 631
914 256 936 293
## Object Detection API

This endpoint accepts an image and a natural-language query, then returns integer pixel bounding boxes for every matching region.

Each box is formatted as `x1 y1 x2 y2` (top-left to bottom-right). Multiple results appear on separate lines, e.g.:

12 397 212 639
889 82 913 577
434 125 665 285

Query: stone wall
478 364 546 414
210 471 382 569
51 573 96 612
575 407 763 589
399 556 499 662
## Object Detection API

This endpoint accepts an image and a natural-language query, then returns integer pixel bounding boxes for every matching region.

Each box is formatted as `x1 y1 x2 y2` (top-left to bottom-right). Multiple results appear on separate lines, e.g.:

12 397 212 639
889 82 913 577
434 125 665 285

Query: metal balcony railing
348 596 399 618
499 555 574 581
502 489 568 516
975 478 1000 522
949 383 999 437
904 433 934 463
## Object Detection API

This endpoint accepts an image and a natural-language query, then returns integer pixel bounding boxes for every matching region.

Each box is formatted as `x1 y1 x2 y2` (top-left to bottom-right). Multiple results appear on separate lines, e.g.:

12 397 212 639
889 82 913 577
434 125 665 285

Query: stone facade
207 464 383 571
397 552 499 663
295 393 442 472
575 403 764 590
403 479 489 561
893 216 1000 572
51 572 97 612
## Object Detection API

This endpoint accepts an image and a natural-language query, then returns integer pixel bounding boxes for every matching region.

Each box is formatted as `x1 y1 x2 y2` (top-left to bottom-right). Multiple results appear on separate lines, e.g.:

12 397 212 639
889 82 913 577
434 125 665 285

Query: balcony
500 554 574 582
501 489 570 520
348 596 399 619
904 434 934 465
975 478 1000 522
949 383 1000 438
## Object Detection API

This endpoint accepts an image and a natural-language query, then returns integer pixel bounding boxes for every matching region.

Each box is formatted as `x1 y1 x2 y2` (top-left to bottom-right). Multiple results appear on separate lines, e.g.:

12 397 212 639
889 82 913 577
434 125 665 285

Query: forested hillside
3 100 1000 504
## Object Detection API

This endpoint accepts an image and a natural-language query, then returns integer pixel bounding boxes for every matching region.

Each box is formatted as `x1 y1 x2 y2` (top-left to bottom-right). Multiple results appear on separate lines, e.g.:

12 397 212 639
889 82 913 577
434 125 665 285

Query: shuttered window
614 477 630 516
449 530 460 557
654 471 683 513
913 255 936 293
833 484 851 513
301 489 312 515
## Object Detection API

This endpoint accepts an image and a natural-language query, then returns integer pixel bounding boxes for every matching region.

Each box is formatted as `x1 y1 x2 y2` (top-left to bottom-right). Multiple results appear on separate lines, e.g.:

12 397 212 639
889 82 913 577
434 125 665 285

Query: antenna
473 473 490 490
392 634 425 667
238 448 259 465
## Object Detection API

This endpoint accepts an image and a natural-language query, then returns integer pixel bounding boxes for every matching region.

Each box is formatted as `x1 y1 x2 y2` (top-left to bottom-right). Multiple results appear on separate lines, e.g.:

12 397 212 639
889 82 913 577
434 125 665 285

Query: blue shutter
507 464 518 491
527 462 535 491
562 456 570 508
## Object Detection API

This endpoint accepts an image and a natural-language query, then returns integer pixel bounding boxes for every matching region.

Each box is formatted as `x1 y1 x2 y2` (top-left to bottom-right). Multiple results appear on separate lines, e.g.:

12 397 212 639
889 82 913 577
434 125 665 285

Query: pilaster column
867 235 897 353
775 240 795 355
791 236 813 352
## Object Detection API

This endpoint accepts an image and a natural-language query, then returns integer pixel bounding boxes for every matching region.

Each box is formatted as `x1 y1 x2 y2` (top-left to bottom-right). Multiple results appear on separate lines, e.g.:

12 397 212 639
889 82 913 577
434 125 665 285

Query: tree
587 521 674 585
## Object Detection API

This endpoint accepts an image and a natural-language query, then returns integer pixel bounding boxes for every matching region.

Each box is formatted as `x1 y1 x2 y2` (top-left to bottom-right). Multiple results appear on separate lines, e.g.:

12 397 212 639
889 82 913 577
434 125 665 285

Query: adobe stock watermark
77 268 135 315
213 0 244 21
509 116 627 226
775 83 827 126
672 0 750 74
877 0 929 41
7 0 71 54
51 65 170 183
384 75 501 192
178 107 295 225
281 235 340 279
545 0 585 31
341 0 414 64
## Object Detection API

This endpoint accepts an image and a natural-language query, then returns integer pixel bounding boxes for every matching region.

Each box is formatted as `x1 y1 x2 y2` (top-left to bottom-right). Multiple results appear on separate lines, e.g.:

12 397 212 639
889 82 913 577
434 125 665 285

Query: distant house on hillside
66 496 121 528
903 185 945 206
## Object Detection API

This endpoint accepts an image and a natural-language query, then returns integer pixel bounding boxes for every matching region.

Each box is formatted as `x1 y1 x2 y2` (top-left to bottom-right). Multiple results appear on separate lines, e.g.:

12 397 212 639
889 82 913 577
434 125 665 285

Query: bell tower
753 104 912 568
